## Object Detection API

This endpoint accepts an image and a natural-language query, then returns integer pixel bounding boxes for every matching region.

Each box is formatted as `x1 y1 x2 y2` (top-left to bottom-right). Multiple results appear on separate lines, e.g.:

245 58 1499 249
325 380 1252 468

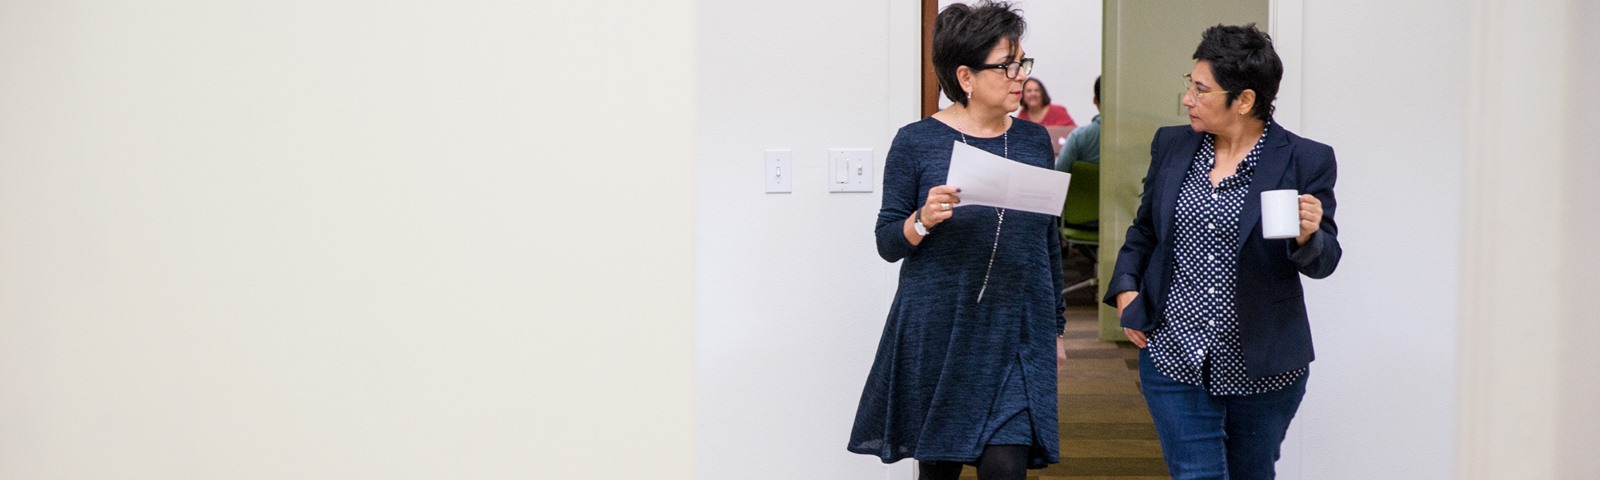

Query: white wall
691 0 920 478
0 1 695 479
1283 1 1466 478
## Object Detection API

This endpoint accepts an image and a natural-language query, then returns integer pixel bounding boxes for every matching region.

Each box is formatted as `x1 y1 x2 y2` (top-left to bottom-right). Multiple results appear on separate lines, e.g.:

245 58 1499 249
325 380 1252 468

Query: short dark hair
1093 75 1101 102
1024 78 1052 108
933 1 1026 106
1193 23 1281 122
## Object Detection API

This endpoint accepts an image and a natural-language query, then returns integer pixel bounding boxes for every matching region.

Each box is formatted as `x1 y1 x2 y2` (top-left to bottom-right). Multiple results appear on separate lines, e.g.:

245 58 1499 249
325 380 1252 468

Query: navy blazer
1103 122 1341 379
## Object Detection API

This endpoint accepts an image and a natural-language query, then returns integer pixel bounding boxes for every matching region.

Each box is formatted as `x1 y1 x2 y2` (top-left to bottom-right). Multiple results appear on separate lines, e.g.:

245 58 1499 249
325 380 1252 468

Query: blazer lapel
1237 122 1295 250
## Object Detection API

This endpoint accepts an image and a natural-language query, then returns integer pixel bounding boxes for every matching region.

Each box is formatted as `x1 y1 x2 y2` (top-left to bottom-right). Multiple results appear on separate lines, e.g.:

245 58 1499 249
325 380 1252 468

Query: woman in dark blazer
1104 24 1341 480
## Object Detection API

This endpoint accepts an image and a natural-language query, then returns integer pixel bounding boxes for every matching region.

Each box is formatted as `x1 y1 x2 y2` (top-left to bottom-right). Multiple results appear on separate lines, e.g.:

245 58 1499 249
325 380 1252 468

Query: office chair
1059 160 1099 296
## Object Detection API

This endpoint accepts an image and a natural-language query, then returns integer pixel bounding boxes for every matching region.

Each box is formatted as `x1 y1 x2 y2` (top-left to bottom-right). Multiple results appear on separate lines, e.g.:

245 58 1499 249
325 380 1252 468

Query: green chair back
1061 161 1099 228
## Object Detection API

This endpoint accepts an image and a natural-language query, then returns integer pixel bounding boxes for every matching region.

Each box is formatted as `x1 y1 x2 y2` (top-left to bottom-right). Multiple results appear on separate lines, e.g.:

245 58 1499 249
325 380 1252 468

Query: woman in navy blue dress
848 3 1066 479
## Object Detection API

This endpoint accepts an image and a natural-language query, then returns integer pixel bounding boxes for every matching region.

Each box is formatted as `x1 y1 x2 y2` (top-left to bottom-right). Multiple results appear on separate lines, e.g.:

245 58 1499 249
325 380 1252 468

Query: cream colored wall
1558 4 1600 478
0 1 694 479
1460 0 1600 477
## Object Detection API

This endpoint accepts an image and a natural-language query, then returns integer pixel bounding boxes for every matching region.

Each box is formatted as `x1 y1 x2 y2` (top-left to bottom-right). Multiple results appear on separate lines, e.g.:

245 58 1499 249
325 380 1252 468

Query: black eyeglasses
973 58 1034 80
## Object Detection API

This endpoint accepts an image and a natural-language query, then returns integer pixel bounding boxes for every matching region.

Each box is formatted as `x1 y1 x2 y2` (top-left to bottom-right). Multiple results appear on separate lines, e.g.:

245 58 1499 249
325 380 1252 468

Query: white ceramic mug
1260 189 1301 240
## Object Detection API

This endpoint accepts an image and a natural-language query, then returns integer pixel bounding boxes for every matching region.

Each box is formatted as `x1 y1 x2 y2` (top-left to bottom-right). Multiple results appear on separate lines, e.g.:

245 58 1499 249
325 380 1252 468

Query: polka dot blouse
1147 124 1308 396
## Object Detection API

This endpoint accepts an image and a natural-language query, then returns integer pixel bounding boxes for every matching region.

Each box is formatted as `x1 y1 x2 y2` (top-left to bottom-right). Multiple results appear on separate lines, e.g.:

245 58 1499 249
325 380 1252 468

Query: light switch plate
829 148 873 193
765 149 791 193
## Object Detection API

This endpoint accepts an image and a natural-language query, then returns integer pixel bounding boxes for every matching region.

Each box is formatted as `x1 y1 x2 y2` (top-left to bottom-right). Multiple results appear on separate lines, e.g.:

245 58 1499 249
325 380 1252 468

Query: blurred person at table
1106 24 1341 480
847 2 1066 479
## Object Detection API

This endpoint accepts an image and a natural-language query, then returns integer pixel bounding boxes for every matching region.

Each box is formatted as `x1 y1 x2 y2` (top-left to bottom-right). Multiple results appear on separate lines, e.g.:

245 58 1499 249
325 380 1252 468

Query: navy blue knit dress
848 116 1066 468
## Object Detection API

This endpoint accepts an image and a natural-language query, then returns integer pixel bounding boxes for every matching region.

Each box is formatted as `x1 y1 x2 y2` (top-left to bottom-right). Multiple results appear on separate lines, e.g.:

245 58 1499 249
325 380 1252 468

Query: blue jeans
1138 349 1307 480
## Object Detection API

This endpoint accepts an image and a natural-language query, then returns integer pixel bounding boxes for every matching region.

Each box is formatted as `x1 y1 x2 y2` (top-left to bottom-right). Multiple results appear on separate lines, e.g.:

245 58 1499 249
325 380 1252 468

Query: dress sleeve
875 128 922 262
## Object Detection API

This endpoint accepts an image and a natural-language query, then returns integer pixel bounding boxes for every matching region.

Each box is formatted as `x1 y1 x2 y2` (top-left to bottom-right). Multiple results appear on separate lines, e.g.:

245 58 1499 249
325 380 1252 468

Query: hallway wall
691 1 919 478
1285 1 1466 477
0 1 695 478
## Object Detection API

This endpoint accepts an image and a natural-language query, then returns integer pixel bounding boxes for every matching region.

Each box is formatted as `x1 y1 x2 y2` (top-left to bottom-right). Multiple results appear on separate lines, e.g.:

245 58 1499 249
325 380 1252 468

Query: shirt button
1207 223 1215 230
1208 287 1216 294
1195 348 1205 357
1208 320 1217 327
1208 254 1215 261
1212 193 1219 200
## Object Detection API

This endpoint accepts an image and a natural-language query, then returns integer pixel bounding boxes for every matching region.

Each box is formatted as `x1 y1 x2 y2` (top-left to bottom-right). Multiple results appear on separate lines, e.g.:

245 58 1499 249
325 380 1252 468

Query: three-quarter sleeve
875 128 922 263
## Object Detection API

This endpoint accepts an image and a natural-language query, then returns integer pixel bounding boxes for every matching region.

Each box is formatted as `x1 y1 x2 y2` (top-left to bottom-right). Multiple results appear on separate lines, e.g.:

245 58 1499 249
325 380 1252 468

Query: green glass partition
1098 0 1269 341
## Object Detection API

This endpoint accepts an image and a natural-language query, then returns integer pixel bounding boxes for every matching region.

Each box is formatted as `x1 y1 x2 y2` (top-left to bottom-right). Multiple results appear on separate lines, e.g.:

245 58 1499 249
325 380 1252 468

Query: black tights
917 445 1030 480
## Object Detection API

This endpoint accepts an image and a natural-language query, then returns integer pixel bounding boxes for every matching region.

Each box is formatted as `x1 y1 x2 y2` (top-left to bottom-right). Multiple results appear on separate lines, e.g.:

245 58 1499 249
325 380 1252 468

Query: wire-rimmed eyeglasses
1183 73 1230 100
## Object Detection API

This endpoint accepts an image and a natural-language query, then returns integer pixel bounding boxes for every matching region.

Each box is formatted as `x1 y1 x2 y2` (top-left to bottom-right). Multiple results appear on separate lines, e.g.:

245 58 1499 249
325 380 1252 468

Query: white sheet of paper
945 141 1071 216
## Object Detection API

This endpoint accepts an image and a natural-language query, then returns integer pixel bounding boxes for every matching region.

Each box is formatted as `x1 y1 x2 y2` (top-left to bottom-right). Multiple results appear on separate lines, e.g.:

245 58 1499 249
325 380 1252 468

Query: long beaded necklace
956 116 1006 303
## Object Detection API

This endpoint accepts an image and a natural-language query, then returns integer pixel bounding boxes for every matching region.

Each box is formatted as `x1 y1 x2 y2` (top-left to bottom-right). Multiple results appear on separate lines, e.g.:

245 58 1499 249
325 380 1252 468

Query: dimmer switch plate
829 148 873 193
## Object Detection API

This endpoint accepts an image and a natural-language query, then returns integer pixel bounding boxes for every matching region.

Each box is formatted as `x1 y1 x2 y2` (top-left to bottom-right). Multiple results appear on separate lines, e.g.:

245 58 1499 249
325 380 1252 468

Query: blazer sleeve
1285 142 1341 278
1102 129 1167 307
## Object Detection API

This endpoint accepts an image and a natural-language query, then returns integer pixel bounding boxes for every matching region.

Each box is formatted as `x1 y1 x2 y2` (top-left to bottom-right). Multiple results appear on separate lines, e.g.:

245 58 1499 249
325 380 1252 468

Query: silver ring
941 202 950 211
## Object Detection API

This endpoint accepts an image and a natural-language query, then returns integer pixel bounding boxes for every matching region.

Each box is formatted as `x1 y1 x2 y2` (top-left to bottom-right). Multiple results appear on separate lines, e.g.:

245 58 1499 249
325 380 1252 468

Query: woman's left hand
1296 194 1323 246
1056 336 1067 370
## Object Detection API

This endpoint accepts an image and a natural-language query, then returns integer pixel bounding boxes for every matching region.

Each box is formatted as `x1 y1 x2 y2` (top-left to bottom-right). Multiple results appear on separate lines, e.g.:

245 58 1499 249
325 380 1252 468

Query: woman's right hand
1115 291 1147 348
918 185 961 230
